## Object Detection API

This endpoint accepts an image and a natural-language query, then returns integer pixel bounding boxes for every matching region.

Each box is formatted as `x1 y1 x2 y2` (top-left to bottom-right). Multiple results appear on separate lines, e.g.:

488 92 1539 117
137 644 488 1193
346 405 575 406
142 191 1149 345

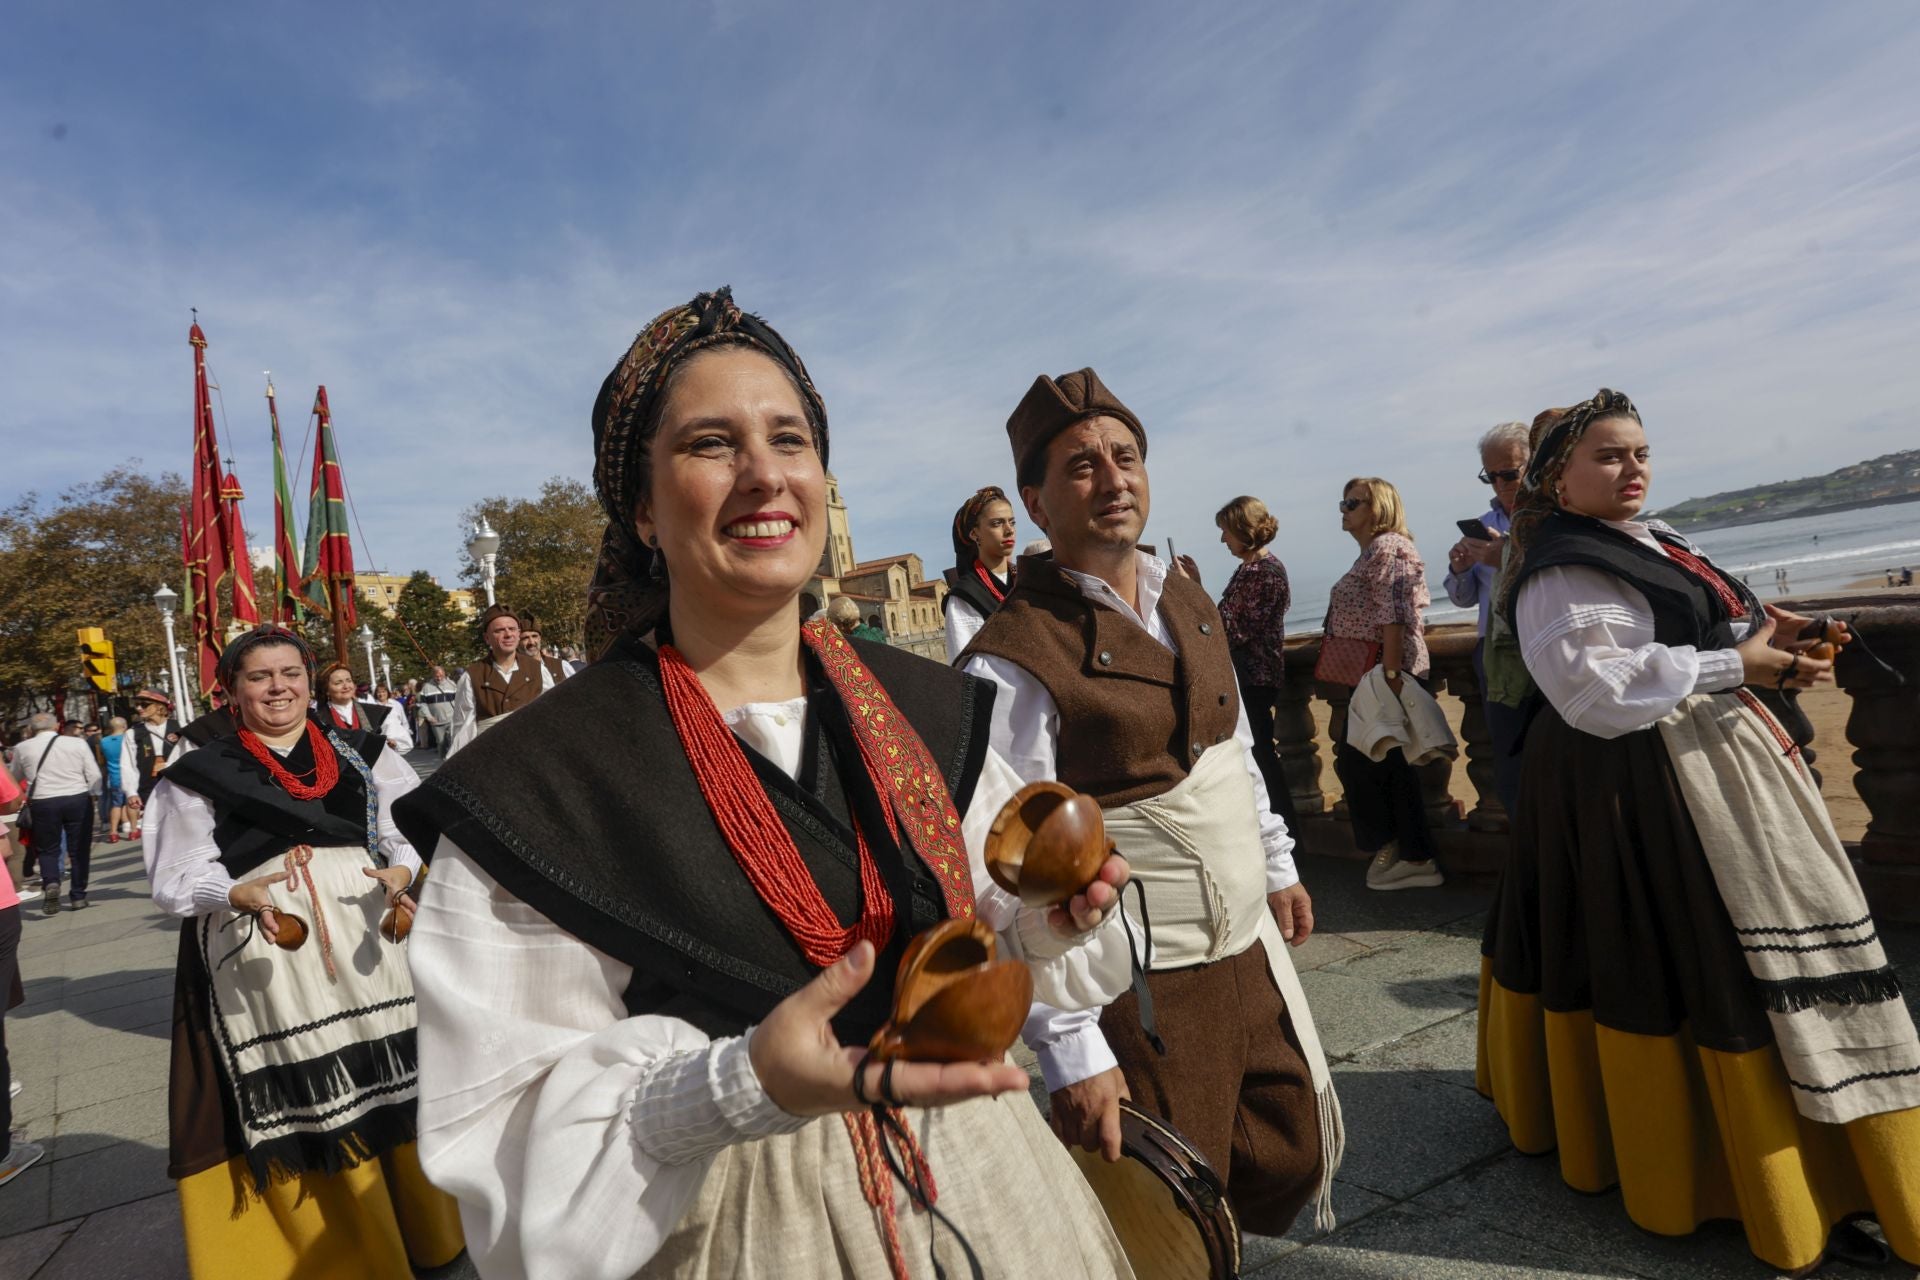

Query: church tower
820 473 856 578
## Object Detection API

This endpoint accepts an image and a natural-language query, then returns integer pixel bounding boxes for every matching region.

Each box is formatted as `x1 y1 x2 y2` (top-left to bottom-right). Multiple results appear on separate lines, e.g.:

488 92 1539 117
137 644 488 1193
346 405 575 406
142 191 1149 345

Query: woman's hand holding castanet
1737 617 1830 690
228 870 293 944
1046 850 1130 937
363 864 415 906
748 941 1029 1118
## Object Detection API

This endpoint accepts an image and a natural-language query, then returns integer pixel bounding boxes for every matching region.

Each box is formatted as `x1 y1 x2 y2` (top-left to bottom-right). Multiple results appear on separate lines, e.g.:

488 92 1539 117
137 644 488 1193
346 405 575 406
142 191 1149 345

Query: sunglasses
1479 467 1524 484
1338 498 1368 513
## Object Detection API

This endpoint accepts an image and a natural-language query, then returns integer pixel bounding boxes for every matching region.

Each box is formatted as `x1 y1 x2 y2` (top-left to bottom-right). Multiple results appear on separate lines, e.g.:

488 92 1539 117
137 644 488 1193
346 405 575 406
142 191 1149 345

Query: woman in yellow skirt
144 625 463 1278
1479 389 1920 1274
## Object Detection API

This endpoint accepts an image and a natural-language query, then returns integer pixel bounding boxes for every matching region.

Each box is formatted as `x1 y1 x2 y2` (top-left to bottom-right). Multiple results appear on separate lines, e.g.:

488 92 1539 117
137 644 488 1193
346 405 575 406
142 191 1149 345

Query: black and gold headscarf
1498 388 1640 616
585 287 828 654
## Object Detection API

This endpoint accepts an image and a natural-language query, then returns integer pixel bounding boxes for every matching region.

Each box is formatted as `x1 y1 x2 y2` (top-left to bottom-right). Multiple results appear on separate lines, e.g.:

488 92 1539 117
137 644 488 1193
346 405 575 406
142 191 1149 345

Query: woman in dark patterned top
1214 495 1298 832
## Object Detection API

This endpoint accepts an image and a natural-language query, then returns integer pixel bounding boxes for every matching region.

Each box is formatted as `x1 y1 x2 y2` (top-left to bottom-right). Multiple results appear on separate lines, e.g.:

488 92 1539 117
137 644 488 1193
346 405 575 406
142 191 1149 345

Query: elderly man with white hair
1444 420 1530 819
13 712 101 913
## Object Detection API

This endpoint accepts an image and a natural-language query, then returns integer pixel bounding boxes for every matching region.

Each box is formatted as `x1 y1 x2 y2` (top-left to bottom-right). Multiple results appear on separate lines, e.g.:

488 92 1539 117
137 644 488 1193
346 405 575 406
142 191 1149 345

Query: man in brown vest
515 611 571 686
961 368 1343 1236
446 604 558 756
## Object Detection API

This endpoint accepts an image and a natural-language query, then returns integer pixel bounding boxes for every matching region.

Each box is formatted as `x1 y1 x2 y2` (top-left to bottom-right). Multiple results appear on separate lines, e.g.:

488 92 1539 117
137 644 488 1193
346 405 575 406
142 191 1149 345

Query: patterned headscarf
950 485 1010 570
585 287 828 654
215 624 317 693
1498 388 1641 616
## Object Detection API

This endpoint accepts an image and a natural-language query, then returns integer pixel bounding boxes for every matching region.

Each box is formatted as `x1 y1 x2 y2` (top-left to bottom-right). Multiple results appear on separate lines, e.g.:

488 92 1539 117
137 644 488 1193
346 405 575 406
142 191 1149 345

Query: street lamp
379 649 393 691
153 583 191 713
358 623 377 689
466 518 501 607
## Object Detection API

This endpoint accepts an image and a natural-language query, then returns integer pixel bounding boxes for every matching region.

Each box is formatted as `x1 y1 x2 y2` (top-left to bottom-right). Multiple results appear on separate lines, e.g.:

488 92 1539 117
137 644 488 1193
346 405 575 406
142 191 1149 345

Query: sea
1292 501 1920 632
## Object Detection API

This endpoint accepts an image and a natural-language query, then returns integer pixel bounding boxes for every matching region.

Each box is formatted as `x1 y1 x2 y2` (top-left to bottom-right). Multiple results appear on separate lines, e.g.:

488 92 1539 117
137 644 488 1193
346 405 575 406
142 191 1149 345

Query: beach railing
1275 594 1920 923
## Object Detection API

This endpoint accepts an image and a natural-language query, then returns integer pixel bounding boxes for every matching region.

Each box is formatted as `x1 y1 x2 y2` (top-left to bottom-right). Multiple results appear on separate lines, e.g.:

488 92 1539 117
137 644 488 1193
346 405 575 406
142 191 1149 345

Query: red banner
186 322 229 693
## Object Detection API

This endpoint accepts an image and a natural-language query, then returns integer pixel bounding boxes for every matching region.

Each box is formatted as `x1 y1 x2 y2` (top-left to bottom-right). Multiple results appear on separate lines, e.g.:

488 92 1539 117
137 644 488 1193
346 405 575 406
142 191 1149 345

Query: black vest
393 634 994 1043
1503 510 1754 650
160 715 388 879
942 564 1010 628
133 717 185 797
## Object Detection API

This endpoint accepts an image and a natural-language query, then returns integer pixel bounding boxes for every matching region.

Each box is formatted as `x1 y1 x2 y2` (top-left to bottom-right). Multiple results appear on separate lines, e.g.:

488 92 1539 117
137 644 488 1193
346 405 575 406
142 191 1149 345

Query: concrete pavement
2 763 1915 1278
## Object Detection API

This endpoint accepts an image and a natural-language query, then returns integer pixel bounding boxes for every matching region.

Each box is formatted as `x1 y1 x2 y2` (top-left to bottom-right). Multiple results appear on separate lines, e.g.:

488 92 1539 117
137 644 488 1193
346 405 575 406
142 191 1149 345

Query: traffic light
78 627 116 695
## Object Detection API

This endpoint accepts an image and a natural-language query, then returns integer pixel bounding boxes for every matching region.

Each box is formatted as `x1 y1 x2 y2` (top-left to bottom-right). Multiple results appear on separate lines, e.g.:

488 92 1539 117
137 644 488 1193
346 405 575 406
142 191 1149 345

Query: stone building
801 475 949 661
354 573 478 620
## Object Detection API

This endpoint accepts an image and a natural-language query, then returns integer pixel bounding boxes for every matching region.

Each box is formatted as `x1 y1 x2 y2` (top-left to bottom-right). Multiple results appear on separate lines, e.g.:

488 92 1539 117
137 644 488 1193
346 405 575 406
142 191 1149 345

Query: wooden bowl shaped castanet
985 780 1110 908
270 910 309 951
381 867 426 943
867 919 1033 1063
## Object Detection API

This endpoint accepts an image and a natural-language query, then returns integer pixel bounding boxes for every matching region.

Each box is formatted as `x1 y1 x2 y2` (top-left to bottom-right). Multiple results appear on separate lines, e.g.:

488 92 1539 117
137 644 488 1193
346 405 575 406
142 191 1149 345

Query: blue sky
5 1 1918 622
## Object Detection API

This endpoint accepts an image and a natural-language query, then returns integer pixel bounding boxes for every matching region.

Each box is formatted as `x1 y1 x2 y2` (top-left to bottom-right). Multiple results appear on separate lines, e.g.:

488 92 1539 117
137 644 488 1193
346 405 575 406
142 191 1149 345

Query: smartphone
1166 536 1178 563
1456 518 1493 541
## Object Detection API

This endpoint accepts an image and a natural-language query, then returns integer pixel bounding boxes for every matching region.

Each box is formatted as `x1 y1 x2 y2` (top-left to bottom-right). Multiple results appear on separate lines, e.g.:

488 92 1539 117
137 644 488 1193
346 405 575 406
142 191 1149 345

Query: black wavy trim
241 1097 419 1192
1754 966 1904 1015
235 1027 417 1121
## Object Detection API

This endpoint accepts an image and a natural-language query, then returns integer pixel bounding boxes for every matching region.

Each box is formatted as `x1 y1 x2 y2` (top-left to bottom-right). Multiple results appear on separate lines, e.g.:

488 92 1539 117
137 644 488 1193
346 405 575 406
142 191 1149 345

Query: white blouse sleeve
144 767 240 918
1516 564 1745 739
445 673 477 757
409 841 810 1280
943 597 986 666
372 747 424 878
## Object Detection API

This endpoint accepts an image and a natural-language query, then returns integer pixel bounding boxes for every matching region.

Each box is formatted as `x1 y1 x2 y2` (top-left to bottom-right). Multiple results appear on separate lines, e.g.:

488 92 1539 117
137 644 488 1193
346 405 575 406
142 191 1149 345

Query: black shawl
393 634 994 1043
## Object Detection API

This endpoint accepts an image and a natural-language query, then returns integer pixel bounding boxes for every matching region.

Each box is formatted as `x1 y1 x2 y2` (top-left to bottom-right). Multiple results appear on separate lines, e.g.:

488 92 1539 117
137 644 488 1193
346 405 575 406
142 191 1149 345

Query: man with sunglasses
1444 421 1530 818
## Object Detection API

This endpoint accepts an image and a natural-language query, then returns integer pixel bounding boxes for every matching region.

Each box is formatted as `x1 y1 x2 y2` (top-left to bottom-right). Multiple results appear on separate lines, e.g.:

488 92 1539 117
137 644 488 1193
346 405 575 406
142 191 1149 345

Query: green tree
370 571 470 682
460 477 601 651
0 467 192 722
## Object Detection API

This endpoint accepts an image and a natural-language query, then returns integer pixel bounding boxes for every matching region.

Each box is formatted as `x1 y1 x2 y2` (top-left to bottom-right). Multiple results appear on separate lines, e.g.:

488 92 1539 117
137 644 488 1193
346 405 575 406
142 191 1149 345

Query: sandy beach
1306 668 1868 842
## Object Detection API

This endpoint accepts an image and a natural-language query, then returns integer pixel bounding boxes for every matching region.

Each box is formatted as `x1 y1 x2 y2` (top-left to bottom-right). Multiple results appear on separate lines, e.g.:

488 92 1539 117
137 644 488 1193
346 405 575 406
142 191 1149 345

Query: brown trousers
1100 937 1322 1236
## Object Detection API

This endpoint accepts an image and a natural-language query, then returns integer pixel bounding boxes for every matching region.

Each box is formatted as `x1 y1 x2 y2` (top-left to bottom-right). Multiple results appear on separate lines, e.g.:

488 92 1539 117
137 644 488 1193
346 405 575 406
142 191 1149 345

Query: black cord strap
1119 878 1167 1055
874 1105 984 1280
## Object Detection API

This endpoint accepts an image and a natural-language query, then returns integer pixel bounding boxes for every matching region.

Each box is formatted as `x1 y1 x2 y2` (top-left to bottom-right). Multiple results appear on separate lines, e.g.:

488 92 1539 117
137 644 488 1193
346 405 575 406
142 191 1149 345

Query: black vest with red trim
393 633 994 1044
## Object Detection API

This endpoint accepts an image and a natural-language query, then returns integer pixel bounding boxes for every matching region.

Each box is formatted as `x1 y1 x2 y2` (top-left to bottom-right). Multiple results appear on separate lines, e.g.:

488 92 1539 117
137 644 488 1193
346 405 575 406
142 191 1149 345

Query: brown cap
514 609 540 630
1006 368 1146 480
478 604 518 630
133 688 173 709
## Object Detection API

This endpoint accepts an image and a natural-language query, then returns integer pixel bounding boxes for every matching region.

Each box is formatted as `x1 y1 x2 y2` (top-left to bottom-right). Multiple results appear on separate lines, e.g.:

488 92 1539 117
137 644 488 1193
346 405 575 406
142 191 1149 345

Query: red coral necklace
237 720 339 800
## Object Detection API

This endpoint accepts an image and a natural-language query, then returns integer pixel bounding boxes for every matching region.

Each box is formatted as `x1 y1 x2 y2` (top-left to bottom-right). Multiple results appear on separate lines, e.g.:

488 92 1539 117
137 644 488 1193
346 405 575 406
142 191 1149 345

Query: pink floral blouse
1327 532 1431 678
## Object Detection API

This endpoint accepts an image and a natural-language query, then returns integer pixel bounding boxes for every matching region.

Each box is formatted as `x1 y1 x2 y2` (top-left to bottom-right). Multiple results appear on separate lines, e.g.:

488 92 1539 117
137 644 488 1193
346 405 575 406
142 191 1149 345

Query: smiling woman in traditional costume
1477 389 1920 1273
144 624 463 1279
394 288 1136 1279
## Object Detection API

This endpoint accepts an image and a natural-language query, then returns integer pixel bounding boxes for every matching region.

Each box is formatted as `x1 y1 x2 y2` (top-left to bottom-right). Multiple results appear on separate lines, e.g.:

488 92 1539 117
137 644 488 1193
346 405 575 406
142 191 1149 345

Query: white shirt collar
1054 549 1167 633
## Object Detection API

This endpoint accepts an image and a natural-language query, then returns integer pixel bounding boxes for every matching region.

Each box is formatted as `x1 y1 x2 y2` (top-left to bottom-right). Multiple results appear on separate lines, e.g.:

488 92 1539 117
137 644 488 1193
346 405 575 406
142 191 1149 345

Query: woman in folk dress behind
395 288 1138 1279
1478 389 1920 1273
145 625 462 1278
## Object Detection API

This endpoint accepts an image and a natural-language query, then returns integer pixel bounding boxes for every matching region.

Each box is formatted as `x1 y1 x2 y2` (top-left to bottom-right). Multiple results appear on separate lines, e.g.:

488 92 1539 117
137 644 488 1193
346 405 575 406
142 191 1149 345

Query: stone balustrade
1275 594 1920 922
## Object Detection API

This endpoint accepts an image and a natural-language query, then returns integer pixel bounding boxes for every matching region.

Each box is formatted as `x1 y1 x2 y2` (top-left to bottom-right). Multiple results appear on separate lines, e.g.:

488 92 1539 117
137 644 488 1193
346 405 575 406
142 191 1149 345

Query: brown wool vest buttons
1098 651 1113 666
1191 741 1204 757
1199 623 1212 635
1218 693 1228 705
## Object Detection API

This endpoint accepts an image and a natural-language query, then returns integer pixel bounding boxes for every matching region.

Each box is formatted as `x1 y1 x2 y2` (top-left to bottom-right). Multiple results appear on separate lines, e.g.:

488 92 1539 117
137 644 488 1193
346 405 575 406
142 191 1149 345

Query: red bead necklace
656 643 897 968
237 720 340 800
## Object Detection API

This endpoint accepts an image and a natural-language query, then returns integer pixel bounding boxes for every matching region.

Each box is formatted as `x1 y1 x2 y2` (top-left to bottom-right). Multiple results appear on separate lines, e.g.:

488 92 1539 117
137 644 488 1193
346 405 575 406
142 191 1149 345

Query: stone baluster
1832 602 1920 920
1430 632 1501 831
1274 664 1326 816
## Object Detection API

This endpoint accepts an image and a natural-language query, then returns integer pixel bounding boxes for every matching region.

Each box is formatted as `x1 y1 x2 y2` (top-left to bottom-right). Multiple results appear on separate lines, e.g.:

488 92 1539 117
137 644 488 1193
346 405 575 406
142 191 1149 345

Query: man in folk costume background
445 604 557 756
960 367 1345 1234
515 610 571 686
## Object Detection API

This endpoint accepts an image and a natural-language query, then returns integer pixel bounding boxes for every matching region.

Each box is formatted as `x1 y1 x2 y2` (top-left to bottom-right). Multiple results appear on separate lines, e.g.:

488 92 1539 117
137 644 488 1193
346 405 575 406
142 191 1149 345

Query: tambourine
985 781 1111 908
866 919 1032 1063
1068 1102 1241 1279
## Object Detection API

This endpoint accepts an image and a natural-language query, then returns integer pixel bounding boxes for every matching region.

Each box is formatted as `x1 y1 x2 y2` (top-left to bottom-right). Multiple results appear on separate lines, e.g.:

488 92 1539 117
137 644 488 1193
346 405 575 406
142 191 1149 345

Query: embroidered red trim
803 620 975 922
1664 543 1747 619
972 561 1008 604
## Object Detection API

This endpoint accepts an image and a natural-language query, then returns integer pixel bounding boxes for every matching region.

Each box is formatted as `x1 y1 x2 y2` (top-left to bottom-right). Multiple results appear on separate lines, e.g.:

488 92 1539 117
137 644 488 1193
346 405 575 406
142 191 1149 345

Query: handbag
16 738 59 832
1313 634 1381 688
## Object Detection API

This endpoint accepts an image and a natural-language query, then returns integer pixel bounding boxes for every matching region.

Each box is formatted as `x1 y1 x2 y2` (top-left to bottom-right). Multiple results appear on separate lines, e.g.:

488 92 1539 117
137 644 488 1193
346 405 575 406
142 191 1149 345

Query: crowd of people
0 285 1914 1279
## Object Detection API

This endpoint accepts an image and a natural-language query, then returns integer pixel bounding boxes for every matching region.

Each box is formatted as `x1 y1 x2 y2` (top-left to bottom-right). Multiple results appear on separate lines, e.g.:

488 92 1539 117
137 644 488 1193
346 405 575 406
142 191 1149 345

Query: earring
648 536 666 582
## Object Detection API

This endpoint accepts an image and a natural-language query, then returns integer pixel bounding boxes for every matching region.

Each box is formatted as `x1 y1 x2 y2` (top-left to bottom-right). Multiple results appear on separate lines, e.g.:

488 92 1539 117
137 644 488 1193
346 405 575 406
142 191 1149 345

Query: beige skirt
646 1089 1134 1279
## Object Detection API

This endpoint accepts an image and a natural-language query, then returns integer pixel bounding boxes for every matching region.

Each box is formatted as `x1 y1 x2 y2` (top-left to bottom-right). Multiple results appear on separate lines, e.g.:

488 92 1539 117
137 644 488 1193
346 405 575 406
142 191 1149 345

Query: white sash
1104 742 1345 1229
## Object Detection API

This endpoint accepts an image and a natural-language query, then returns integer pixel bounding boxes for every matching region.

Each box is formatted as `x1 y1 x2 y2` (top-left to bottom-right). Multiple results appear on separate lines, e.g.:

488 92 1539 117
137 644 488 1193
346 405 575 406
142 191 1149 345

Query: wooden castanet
1805 615 1852 663
985 780 1110 908
867 919 1032 1063
269 910 309 951
381 866 426 943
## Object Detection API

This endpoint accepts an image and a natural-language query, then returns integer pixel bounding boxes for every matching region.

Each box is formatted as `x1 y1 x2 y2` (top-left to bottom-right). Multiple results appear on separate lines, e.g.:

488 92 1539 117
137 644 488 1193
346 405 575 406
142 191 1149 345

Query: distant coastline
1656 488 1920 534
